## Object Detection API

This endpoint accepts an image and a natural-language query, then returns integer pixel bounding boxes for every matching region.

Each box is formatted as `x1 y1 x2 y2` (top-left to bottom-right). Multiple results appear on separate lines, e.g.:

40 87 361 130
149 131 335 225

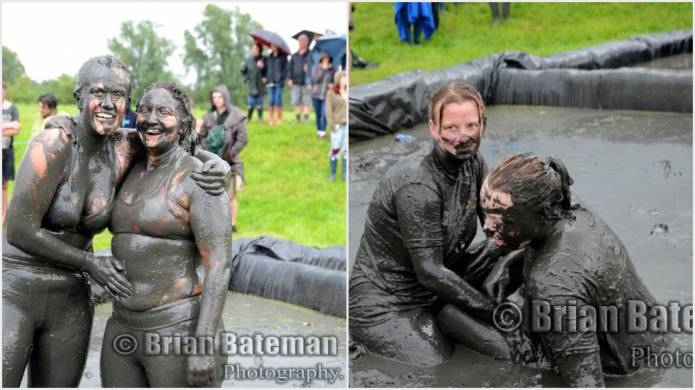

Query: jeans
312 97 326 132
267 85 283 107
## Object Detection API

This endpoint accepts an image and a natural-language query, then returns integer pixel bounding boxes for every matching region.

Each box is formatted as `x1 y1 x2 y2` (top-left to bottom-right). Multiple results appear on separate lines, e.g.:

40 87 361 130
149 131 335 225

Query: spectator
2 83 20 223
326 70 347 181
311 52 334 139
394 2 437 45
265 44 288 126
31 93 69 138
198 85 248 233
242 42 267 123
489 3 511 25
120 98 138 129
288 33 313 124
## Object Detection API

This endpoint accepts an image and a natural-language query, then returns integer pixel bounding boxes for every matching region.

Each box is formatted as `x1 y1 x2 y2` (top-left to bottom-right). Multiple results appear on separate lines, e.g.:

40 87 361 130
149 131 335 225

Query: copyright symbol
493 301 522 332
113 334 138 355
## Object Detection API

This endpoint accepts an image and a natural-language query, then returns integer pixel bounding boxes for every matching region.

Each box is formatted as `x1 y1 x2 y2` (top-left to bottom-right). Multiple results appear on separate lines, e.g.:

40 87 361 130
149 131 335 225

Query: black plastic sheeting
229 237 346 317
92 237 346 318
350 30 693 142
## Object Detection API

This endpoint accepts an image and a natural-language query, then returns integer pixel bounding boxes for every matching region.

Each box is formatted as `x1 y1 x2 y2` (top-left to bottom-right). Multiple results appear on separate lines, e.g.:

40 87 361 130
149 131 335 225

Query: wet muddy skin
349 105 692 387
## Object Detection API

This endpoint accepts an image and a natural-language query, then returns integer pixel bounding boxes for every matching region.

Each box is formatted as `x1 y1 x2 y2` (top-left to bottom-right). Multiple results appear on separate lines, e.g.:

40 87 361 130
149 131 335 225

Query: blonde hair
429 82 486 128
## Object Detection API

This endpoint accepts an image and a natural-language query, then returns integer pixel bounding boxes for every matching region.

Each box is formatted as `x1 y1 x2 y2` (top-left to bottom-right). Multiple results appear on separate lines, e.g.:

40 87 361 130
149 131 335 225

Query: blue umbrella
313 34 347 69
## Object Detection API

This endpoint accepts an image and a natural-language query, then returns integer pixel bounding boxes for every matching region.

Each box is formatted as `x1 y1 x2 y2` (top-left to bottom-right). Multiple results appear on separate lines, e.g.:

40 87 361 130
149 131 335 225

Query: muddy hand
192 159 230 196
466 238 503 281
90 256 133 298
483 249 523 303
187 355 216 387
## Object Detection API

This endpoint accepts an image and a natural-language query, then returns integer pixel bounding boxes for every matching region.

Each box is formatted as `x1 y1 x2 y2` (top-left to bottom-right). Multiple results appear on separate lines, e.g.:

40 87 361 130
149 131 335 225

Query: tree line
2 4 261 110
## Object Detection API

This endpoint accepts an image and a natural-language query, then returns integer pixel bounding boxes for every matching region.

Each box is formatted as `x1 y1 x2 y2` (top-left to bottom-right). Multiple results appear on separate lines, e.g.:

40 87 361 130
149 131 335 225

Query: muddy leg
100 317 149 387
351 308 453 367
2 298 34 387
28 282 93 387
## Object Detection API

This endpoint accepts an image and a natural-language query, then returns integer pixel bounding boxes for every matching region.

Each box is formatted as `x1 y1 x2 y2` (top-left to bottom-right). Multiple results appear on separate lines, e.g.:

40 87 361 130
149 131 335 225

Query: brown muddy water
349 105 692 387
20 292 347 387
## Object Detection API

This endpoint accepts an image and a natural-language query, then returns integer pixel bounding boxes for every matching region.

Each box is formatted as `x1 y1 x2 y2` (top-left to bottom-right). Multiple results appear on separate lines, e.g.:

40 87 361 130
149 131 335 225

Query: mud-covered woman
441 153 668 386
349 82 508 366
2 56 228 387
100 82 232 387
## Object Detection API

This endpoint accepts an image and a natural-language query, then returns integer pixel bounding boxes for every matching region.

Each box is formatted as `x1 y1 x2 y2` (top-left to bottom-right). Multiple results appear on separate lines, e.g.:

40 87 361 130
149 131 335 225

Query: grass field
5 103 346 250
350 2 693 85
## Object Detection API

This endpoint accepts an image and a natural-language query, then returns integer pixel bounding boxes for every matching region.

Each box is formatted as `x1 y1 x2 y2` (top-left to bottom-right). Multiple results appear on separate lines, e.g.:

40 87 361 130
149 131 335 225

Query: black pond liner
350 30 693 141
93 236 346 318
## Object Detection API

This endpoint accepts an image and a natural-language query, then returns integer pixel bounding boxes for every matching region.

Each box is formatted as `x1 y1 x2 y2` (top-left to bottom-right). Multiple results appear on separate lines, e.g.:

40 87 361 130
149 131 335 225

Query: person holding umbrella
241 42 267 123
251 30 290 127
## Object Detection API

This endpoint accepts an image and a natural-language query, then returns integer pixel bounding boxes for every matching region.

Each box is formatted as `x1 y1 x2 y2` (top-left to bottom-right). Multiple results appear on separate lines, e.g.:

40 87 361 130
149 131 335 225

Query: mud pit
349 106 692 387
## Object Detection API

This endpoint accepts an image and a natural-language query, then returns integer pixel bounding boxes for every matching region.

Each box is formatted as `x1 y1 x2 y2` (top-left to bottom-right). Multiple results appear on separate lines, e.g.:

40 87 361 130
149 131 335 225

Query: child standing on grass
326 70 347 181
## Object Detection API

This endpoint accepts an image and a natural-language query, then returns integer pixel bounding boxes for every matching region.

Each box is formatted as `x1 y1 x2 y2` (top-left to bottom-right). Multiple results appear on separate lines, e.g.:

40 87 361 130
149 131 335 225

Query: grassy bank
5 103 346 250
351 2 693 85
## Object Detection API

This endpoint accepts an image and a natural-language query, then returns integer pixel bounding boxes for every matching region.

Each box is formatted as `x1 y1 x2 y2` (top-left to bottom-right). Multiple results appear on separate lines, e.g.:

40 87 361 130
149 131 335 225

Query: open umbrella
250 30 290 55
313 34 347 69
292 30 323 44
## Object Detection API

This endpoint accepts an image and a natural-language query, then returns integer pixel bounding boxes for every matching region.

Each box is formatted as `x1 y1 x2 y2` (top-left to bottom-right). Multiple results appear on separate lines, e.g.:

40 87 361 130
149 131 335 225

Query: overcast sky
2 1 347 83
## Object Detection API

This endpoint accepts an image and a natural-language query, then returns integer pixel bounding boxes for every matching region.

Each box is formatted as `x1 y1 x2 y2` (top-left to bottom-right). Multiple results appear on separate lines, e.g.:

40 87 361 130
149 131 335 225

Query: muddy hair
487 153 574 221
139 82 197 155
73 55 131 110
429 81 487 129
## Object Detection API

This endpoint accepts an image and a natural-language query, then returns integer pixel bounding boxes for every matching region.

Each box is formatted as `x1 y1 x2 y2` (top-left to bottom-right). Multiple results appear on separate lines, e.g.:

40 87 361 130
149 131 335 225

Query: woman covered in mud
443 153 668 387
2 56 228 387
100 82 232 387
349 82 506 366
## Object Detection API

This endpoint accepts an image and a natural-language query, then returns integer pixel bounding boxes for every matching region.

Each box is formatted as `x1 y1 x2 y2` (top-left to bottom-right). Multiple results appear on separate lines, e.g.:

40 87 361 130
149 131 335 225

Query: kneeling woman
101 82 232 387
441 154 668 387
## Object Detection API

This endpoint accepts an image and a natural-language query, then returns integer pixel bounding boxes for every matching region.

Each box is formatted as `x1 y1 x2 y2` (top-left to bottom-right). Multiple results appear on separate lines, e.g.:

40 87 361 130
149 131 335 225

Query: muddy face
429 101 483 161
78 66 128 136
480 179 533 249
136 88 181 156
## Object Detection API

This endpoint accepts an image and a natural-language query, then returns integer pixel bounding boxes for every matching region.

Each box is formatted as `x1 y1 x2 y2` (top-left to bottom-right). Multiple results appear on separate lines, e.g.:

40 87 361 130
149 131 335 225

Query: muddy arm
190 149 232 196
5 130 132 296
395 183 496 318
188 182 233 385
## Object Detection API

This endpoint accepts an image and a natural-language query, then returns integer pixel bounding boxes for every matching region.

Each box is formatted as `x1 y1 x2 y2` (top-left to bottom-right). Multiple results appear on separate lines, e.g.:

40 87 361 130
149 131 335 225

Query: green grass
351 2 693 85
6 103 346 250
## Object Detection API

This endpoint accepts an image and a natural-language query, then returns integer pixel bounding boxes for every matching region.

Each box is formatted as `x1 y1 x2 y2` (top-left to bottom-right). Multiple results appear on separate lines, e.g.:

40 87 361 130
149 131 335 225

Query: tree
183 4 262 105
39 74 76 109
107 20 176 104
2 46 27 84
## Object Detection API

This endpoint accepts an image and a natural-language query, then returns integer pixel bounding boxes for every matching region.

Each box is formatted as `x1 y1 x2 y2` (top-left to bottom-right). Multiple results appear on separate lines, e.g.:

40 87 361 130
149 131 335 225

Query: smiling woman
1 56 230 387
102 82 232 387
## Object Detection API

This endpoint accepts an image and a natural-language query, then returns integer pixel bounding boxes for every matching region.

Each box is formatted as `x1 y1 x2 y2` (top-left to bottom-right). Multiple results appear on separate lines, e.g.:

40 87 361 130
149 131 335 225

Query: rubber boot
277 107 283 125
295 112 301 124
342 156 347 181
329 159 337 182
247 107 254 121
257 107 264 122
502 3 510 20
268 107 275 125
